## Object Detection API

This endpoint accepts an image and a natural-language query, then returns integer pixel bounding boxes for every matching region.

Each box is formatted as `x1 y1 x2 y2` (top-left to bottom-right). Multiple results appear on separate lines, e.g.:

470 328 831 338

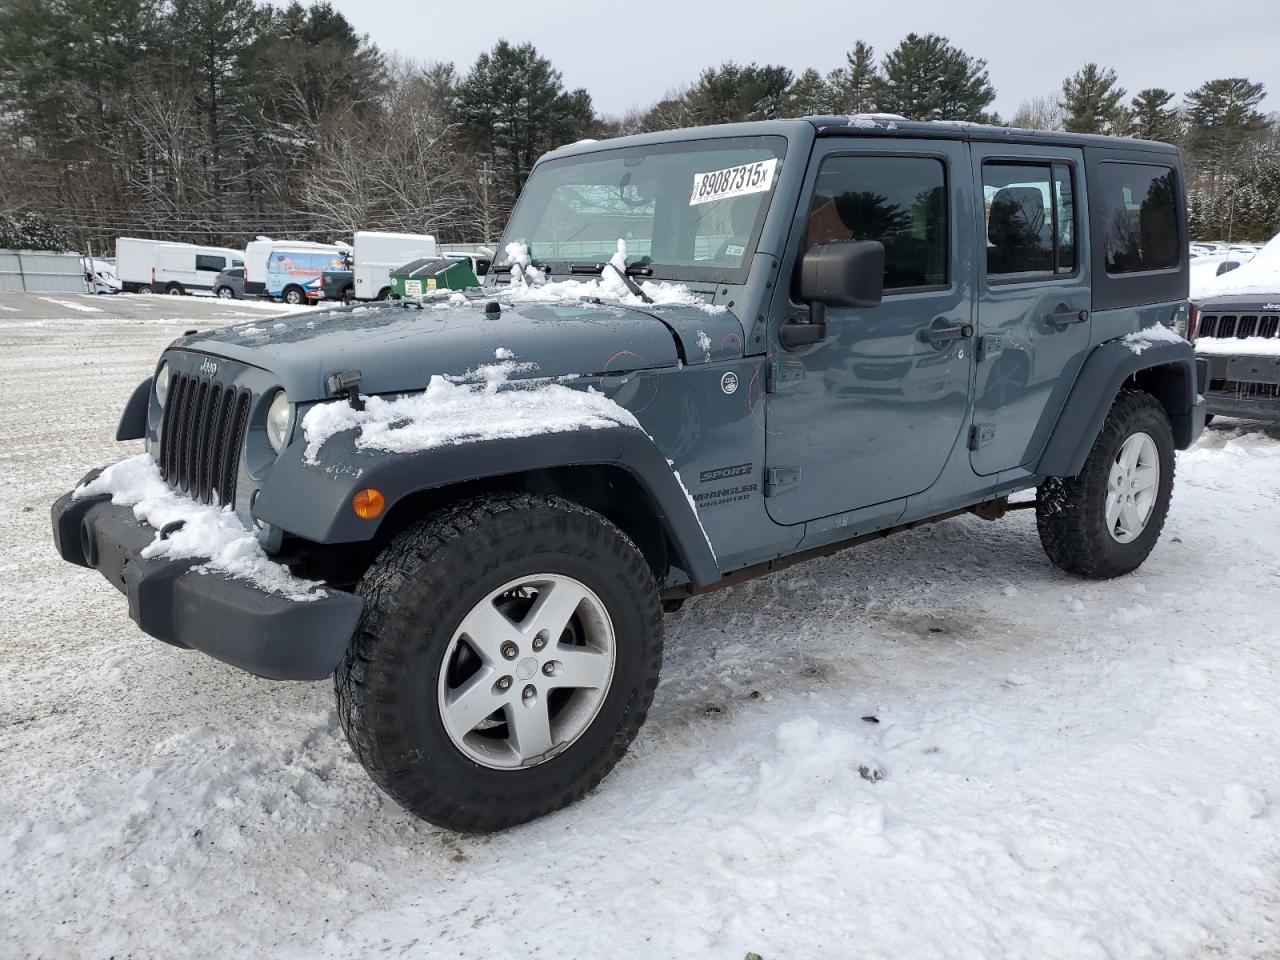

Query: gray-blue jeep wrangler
53 117 1205 831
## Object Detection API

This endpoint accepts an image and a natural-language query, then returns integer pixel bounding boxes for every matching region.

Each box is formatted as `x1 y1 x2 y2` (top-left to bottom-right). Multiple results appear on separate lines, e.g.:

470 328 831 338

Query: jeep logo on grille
199 358 218 377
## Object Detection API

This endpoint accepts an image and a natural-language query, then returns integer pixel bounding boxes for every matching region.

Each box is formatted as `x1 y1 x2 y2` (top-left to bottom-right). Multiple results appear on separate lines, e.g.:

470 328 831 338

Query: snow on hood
73 455 325 602
1193 232 1280 300
300 359 640 464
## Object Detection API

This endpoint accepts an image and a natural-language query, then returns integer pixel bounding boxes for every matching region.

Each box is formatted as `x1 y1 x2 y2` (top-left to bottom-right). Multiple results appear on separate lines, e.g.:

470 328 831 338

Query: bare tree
1010 95 1066 131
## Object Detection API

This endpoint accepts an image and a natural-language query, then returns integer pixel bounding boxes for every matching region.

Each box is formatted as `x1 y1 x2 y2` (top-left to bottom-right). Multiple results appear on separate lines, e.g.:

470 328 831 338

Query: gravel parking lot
3 292 1280 959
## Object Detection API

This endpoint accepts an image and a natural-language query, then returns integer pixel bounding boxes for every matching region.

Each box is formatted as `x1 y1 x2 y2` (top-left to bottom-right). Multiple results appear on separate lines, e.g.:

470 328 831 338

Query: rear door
969 144 1090 475
764 139 976 525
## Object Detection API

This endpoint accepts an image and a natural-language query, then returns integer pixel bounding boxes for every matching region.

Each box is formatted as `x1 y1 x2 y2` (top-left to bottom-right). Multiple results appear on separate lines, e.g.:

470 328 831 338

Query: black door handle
1049 305 1090 327
918 317 974 349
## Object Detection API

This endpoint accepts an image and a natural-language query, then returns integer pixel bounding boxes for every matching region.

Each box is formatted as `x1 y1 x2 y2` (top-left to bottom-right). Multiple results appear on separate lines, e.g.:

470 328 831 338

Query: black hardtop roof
543 115 1180 162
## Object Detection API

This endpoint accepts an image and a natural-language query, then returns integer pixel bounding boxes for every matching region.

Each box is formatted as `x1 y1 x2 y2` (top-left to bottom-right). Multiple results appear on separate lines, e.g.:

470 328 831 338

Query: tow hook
159 519 186 540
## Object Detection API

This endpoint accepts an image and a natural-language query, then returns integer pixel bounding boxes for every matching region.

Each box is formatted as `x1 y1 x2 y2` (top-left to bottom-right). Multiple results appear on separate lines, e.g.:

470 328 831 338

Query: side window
1054 164 1075 273
983 161 1076 281
196 254 226 272
1098 162 1179 274
803 155 948 292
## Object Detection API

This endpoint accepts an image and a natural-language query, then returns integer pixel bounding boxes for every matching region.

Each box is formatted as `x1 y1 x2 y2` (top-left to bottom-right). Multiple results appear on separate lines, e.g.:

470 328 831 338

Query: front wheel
1036 389 1175 579
335 493 663 832
282 286 305 305
215 285 235 299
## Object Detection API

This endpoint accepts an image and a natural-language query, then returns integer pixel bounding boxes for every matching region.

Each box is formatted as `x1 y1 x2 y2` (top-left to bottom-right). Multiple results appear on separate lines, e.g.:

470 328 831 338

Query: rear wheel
215 285 235 299
335 493 664 832
1036 389 1175 579
137 284 153 295
165 283 184 296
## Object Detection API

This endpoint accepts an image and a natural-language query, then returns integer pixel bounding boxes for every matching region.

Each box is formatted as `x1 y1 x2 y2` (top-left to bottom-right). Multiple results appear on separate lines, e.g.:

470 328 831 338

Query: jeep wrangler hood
172 300 742 401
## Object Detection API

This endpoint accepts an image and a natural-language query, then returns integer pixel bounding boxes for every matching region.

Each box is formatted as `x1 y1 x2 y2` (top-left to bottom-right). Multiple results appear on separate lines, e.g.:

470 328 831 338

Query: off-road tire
1036 389 1175 579
335 493 664 832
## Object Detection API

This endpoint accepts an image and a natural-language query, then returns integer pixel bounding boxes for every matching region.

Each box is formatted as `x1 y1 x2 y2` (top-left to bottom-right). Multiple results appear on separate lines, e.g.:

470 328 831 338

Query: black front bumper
51 487 363 680
1199 353 1280 422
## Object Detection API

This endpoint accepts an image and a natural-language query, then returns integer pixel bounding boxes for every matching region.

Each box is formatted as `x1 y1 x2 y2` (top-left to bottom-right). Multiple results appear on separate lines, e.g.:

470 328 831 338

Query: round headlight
155 361 170 407
266 390 292 453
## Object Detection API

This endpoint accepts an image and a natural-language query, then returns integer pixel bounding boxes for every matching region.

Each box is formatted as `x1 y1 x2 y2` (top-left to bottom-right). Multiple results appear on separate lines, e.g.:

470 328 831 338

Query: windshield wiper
606 261 654 303
492 260 548 275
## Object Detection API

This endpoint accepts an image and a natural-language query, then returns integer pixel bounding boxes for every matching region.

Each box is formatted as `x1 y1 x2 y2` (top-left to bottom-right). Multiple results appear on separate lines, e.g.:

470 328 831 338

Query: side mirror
800 239 885 311
780 240 885 350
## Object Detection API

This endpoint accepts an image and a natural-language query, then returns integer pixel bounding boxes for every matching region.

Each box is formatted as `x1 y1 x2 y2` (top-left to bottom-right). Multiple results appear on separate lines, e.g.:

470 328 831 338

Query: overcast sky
319 0 1278 118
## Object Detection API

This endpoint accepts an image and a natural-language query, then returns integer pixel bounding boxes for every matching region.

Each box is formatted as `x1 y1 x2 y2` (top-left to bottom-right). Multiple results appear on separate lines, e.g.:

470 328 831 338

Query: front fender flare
1036 337 1200 478
116 378 151 441
253 426 721 587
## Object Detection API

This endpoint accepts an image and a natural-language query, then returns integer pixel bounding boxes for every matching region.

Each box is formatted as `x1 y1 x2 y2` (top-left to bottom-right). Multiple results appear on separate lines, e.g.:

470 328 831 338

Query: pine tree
874 34 995 122
1129 88 1181 142
689 62 794 124
828 41 877 114
781 69 836 117
455 41 597 203
1184 78 1268 175
1059 64 1126 134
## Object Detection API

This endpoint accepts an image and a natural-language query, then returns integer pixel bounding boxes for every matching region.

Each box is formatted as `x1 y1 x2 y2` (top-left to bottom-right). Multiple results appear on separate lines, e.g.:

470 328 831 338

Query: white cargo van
114 237 168 293
152 243 243 296
352 231 437 301
244 238 351 300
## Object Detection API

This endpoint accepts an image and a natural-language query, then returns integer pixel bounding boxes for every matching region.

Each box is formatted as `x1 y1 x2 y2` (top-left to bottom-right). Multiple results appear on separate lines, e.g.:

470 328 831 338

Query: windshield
499 136 787 283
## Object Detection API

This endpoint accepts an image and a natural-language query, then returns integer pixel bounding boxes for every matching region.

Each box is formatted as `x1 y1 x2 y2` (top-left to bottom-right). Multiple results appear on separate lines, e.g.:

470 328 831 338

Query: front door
764 140 976 525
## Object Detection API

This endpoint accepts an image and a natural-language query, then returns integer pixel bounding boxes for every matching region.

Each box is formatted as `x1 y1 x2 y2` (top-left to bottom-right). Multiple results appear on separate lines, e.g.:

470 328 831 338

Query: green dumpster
389 257 478 298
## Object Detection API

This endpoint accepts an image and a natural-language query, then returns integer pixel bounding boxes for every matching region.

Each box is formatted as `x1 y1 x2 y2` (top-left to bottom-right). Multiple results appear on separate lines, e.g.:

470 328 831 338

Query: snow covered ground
3 304 1280 959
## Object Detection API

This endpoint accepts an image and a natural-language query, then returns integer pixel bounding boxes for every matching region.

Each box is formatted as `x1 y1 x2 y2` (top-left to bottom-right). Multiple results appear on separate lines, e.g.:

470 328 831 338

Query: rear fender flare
1036 337 1199 478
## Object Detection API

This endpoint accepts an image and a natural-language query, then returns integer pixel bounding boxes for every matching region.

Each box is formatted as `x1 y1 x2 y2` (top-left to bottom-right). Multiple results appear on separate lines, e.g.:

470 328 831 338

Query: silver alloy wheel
1106 432 1160 544
437 574 616 770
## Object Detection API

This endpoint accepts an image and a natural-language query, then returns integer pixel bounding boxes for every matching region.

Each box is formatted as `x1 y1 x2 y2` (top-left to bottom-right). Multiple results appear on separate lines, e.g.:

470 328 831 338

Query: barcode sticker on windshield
690 158 778 206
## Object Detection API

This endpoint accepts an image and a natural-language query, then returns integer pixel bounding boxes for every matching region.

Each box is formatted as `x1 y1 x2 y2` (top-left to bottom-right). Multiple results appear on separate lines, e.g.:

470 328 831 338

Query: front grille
160 372 251 506
1208 378 1280 401
1196 313 1280 341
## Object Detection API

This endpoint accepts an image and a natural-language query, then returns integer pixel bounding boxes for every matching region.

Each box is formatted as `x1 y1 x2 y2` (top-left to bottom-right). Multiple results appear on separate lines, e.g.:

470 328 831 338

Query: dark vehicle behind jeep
1189 294 1280 422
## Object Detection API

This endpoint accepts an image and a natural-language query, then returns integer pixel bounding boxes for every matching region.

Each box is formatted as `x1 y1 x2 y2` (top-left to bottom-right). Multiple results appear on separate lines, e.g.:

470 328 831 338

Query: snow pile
1194 231 1280 299
74 455 325 601
500 240 726 315
1122 323 1186 354
301 361 641 464
1196 336 1280 357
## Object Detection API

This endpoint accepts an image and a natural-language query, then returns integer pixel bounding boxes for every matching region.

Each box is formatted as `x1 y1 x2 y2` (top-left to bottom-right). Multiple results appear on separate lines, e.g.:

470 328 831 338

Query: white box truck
352 231 437 301
244 238 351 300
114 237 168 293
152 243 243 296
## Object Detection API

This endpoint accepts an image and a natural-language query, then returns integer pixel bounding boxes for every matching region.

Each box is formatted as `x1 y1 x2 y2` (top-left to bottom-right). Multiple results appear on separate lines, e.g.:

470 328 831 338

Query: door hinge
969 423 996 450
766 360 805 393
764 466 802 496
976 334 1004 363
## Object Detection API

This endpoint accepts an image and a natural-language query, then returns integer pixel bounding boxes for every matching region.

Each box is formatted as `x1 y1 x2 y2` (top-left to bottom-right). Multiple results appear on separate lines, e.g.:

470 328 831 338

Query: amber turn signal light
351 488 385 520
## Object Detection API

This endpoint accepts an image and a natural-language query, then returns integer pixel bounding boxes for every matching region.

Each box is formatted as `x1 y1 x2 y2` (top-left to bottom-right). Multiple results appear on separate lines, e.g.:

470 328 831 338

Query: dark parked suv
53 117 1204 831
213 266 245 300
1189 293 1280 422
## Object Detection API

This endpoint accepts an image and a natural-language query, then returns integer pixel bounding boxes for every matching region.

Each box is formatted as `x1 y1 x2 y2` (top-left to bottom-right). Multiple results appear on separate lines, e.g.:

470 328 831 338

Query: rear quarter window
1098 162 1179 274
